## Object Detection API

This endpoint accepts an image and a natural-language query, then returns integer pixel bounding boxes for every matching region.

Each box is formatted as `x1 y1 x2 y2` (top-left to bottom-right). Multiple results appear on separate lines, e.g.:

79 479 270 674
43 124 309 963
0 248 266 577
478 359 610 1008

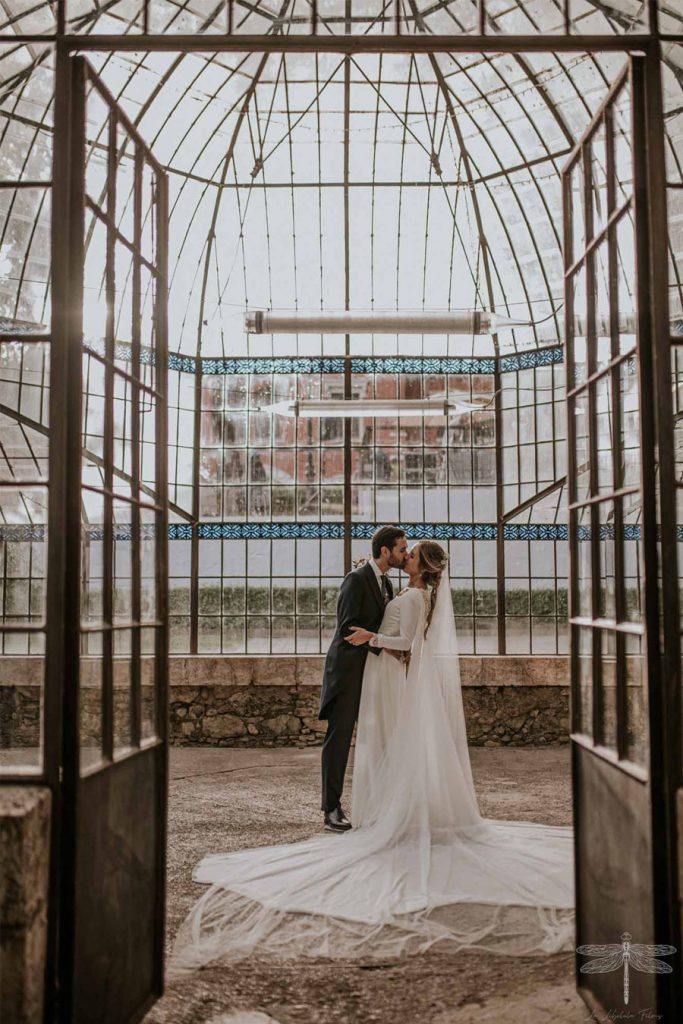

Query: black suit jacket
318 562 393 720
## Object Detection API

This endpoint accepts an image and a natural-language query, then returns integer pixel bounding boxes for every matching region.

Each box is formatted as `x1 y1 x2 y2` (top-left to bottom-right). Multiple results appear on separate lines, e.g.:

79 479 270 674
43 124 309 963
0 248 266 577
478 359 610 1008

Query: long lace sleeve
369 590 424 651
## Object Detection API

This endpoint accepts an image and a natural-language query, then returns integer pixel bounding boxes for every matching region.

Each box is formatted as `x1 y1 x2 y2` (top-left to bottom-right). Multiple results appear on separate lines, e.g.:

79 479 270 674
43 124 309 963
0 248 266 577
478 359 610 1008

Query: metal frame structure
563 55 681 1021
0 2 680 1021
43 49 169 1022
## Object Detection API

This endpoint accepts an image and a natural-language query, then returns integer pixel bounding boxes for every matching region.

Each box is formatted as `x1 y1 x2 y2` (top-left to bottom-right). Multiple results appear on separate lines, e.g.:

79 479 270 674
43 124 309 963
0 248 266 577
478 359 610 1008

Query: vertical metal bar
44 39 74 1021
102 110 117 762
154 167 170 997
564 0 571 36
582 135 604 745
143 0 150 34
54 50 87 1024
343 19 351 576
631 53 661 787
479 0 486 36
641 45 682 1014
395 0 402 36
494 363 506 654
604 103 628 759
130 146 142 749
190 356 201 653
311 0 318 35
564 158 580 732
227 0 234 35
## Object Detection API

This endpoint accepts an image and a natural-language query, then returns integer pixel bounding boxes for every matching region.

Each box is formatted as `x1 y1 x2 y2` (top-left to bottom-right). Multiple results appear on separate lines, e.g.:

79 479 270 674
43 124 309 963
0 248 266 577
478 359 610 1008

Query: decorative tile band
169 523 193 540
198 522 345 540
499 347 563 373
350 357 496 375
86 343 567 376
0 522 669 543
351 522 499 540
202 357 346 375
503 524 568 541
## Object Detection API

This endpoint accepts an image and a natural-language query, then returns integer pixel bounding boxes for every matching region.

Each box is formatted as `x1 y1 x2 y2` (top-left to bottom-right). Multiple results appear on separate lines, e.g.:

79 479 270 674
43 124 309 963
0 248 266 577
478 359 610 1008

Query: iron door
563 55 680 1022
52 54 169 1024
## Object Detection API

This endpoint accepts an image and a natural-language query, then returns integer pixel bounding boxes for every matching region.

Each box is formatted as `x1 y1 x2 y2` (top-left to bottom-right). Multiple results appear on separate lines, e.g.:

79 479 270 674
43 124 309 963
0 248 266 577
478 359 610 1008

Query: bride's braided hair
416 540 449 638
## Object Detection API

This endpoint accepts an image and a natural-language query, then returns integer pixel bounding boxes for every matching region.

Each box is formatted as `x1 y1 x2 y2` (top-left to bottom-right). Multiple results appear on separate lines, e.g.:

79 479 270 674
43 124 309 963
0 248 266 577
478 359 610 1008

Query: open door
563 56 681 1021
50 55 169 1023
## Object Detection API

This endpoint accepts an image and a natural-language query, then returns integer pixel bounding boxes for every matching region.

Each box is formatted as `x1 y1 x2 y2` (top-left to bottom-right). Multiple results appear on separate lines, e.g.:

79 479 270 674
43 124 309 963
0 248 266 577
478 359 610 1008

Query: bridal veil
169 579 574 975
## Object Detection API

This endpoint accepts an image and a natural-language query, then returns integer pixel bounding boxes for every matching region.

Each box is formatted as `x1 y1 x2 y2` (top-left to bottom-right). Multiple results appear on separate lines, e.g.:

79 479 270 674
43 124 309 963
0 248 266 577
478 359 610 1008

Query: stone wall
167 656 570 747
1 655 571 750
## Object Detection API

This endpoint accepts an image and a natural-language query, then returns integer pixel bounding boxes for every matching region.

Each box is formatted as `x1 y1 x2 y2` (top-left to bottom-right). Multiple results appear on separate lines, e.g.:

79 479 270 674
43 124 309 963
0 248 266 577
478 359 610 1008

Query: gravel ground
144 747 588 1024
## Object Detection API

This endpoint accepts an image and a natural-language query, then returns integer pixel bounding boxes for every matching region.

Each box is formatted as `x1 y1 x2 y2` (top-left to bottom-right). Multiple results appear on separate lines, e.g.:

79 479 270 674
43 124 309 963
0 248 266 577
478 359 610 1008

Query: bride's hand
344 626 373 646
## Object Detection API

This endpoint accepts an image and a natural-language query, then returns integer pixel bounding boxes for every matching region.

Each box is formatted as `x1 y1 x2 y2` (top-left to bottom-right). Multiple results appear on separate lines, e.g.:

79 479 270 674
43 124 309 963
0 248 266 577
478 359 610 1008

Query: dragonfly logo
577 932 676 1005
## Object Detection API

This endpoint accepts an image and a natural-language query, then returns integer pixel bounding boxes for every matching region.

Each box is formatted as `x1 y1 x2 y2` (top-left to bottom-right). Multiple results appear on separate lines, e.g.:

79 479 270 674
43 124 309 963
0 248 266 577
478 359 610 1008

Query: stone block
295 657 326 687
251 657 297 687
0 786 51 1024
261 714 301 737
202 714 247 740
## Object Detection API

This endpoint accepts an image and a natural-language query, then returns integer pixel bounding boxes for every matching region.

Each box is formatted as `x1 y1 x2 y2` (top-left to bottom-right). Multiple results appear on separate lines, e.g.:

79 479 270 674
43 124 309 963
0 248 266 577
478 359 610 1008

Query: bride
169 540 574 975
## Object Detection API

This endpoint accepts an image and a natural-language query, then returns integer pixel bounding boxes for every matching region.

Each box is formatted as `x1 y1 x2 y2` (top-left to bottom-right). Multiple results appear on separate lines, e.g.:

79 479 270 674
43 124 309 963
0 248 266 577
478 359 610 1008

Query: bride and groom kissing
320 525 442 832
170 524 575 971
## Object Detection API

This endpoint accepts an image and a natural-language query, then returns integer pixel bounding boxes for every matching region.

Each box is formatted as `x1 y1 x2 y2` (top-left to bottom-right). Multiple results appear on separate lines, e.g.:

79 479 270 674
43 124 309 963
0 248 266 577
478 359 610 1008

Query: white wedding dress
169 583 575 976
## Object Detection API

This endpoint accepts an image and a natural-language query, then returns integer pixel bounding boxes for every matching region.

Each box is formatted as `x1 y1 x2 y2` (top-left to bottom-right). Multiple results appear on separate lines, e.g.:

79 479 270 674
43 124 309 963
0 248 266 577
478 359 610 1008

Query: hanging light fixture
244 310 530 335
256 396 494 418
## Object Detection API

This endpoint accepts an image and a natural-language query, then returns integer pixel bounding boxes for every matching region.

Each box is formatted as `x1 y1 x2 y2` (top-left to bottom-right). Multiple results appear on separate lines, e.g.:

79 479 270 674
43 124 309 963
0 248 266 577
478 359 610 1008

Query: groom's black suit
319 561 393 813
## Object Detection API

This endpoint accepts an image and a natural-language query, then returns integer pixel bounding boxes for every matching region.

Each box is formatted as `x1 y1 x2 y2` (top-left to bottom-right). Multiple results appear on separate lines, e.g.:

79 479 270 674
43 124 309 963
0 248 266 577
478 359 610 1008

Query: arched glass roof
3 2 681 363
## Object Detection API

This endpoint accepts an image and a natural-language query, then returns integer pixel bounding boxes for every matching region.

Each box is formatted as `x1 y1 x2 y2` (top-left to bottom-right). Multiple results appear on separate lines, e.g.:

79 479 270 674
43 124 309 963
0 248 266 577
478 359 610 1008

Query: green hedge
171 584 575 621
77 583 644 623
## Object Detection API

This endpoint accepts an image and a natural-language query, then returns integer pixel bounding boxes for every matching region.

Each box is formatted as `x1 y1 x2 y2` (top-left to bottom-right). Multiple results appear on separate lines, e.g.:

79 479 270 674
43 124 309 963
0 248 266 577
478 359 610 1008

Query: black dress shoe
324 806 352 832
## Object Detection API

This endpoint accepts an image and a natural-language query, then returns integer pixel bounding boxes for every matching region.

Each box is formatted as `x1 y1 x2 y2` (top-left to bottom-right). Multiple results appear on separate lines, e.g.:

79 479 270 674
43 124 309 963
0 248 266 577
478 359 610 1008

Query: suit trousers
320 679 363 813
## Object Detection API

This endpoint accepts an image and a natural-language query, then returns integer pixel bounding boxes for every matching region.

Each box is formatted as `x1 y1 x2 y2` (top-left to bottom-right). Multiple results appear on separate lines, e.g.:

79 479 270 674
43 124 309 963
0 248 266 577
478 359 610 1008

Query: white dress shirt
369 558 387 588
369 558 390 646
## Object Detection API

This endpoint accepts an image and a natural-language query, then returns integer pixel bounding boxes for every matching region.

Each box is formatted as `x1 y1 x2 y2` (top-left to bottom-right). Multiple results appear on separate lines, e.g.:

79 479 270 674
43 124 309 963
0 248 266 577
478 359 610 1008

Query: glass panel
0 188 51 325
618 356 640 490
0 647 43 773
140 626 157 742
81 483 104 627
576 506 593 619
622 498 642 622
614 213 637 354
80 632 103 773
113 499 132 624
113 628 133 756
590 122 608 242
576 626 593 739
570 2 649 33
573 389 590 504
598 500 616 621
597 628 617 750
613 83 633 206
570 159 585 262
595 373 614 495
571 266 588 387
624 630 647 766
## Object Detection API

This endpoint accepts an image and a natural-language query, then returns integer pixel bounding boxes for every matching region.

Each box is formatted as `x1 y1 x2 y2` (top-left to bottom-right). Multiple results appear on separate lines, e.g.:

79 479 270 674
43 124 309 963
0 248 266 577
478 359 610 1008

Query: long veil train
169 581 574 975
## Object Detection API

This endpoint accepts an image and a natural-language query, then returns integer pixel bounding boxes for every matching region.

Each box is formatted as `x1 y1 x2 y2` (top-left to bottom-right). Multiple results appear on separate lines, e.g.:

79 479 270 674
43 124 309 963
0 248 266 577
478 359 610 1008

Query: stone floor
144 747 588 1024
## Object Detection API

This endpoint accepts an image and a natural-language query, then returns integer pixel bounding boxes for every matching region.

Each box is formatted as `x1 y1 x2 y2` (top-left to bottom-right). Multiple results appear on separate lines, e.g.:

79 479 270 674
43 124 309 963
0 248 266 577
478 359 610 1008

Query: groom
319 525 409 832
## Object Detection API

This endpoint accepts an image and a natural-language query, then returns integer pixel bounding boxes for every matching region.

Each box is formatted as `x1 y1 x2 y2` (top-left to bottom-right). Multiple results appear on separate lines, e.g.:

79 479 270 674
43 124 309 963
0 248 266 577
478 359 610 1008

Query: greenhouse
0 3 682 1023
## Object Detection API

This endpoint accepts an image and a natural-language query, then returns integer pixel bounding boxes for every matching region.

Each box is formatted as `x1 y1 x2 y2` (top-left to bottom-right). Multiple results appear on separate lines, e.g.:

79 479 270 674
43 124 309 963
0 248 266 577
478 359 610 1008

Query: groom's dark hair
371 526 406 559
